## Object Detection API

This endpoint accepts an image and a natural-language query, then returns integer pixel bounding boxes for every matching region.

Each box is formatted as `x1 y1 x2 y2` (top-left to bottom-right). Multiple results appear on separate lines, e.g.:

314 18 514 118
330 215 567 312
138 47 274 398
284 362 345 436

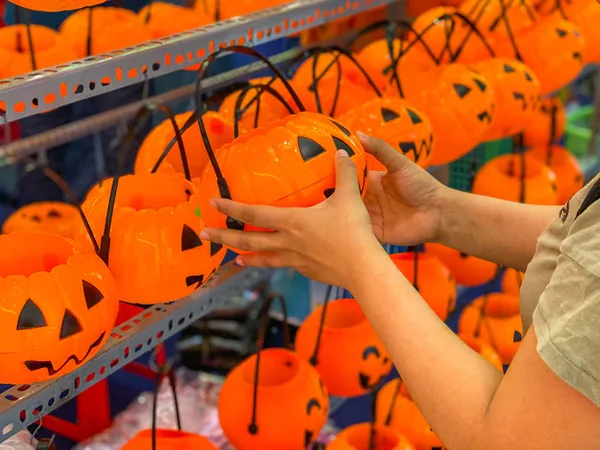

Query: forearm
435 188 560 271
349 246 504 449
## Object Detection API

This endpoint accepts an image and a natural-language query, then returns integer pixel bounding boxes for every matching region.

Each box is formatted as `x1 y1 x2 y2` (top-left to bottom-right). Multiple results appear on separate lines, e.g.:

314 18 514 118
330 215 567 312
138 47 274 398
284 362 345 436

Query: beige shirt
520 173 600 406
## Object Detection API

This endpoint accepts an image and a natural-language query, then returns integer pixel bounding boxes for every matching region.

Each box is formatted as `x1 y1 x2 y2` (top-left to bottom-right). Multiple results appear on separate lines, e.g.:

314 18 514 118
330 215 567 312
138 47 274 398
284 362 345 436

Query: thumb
333 150 360 198
356 132 410 173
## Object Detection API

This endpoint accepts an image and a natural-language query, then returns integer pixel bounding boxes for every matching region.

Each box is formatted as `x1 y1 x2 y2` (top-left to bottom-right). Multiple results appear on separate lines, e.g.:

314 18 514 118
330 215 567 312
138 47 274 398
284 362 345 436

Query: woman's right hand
357 132 449 246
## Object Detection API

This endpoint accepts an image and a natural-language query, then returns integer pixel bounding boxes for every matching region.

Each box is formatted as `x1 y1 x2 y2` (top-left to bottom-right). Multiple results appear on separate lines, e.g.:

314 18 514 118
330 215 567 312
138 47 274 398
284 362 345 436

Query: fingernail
336 149 349 158
209 198 218 208
199 230 210 240
235 256 245 266
356 131 368 141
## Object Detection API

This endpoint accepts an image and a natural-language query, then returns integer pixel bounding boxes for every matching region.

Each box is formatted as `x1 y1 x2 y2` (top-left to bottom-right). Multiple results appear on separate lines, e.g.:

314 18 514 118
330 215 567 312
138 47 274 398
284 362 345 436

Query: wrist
343 236 391 294
431 186 462 245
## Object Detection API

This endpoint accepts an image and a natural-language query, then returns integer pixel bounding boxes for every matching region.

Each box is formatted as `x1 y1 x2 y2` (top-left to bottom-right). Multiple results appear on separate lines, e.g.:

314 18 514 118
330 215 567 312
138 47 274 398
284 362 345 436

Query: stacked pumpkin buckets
0 0 598 448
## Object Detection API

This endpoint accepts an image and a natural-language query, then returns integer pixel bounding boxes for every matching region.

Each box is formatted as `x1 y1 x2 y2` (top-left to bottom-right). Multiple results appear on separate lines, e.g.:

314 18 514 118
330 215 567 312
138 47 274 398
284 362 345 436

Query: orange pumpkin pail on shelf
295 297 393 398
218 296 329 450
0 232 119 384
327 423 415 450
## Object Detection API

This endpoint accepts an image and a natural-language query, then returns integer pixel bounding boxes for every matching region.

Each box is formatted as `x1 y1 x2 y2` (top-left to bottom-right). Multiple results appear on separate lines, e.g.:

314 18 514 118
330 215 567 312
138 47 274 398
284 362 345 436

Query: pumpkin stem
193 46 305 209
41 167 101 255
249 294 290 436
232 82 297 137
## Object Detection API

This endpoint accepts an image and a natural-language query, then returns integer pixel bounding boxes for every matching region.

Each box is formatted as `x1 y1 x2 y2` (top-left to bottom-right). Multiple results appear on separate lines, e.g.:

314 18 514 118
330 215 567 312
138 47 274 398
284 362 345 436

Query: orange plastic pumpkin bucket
0 232 119 384
523 97 566 147
529 144 584 204
459 293 523 365
122 366 217 450
218 296 329 449
375 379 443 450
295 298 393 398
390 252 456 320
424 243 497 287
327 423 415 450
472 152 559 205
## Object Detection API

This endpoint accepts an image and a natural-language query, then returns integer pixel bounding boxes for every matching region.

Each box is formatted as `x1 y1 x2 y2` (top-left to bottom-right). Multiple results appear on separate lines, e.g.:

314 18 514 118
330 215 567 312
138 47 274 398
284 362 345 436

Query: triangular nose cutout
60 310 82 340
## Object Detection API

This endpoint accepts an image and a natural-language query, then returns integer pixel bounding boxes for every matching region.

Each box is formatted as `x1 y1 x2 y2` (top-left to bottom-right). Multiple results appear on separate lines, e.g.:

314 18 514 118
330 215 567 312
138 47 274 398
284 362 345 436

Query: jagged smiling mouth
24 332 106 375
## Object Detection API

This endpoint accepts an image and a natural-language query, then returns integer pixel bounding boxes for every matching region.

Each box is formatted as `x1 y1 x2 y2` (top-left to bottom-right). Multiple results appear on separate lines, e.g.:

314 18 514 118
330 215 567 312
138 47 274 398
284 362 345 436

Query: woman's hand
200 150 386 289
358 132 448 246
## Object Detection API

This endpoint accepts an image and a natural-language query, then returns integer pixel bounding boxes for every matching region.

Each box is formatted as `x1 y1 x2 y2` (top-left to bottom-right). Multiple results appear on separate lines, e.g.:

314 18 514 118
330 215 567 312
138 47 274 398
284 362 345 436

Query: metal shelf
0 0 396 123
0 265 273 443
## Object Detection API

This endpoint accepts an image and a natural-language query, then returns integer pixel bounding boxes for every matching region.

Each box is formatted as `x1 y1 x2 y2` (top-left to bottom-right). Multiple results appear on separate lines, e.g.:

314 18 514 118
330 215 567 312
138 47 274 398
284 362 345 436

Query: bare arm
349 245 600 450
435 189 560 272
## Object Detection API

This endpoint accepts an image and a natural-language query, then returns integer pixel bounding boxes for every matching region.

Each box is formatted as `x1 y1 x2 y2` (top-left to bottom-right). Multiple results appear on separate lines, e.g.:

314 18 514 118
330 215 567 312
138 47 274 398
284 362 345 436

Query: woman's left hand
199 150 384 289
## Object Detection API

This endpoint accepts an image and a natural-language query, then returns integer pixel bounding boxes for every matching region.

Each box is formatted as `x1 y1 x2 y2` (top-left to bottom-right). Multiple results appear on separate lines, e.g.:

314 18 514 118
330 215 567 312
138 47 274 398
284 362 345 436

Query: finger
333 149 361 198
236 251 292 269
201 228 282 253
210 198 288 229
356 131 410 173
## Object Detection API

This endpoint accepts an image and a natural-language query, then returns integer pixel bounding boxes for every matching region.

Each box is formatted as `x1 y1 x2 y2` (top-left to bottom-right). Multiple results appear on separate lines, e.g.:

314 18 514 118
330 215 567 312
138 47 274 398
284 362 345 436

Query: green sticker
195 206 202 218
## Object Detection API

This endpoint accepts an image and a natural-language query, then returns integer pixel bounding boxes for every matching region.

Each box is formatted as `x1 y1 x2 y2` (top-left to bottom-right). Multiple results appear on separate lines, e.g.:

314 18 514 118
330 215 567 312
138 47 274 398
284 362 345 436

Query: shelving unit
0 266 273 442
0 0 396 122
0 0 401 443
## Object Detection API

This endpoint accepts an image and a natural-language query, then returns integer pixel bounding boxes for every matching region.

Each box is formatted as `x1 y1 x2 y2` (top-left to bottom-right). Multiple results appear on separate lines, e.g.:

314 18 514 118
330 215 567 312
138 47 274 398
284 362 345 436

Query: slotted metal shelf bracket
0 265 273 443
0 0 396 122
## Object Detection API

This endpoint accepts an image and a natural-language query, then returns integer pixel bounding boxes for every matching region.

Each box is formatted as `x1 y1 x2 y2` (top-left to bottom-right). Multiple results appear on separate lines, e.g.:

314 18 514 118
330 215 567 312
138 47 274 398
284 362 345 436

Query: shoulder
561 174 600 277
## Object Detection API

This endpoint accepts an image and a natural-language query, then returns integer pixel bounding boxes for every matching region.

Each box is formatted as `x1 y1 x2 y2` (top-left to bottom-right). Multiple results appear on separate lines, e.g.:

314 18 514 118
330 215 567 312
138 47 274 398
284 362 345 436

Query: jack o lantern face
2 202 82 239
473 58 542 140
410 64 495 166
75 174 226 304
199 112 368 231
340 98 435 170
513 16 585 94
359 345 391 390
0 232 119 384
295 298 393 398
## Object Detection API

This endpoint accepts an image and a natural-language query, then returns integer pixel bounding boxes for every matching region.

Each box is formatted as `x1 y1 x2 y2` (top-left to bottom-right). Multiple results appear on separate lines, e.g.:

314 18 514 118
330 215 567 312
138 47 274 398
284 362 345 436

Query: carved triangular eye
503 64 516 73
47 209 61 218
513 330 523 342
82 280 104 309
210 242 223 256
524 71 533 82
298 136 328 162
17 299 47 330
474 78 487 92
330 120 351 137
181 224 203 251
324 188 335 198
332 137 355 157
60 309 82 339
407 109 422 124
381 107 400 122
556 28 567 37
453 83 471 98
30 215 42 223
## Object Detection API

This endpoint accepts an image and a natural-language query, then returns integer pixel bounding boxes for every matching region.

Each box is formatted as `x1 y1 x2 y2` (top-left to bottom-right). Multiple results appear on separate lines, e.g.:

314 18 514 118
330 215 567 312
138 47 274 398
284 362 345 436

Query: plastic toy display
2 201 82 238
